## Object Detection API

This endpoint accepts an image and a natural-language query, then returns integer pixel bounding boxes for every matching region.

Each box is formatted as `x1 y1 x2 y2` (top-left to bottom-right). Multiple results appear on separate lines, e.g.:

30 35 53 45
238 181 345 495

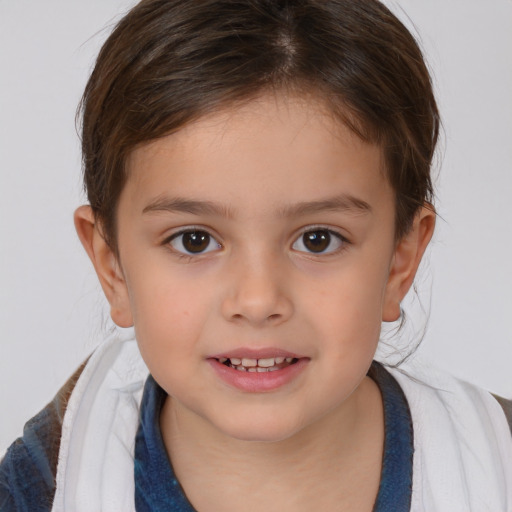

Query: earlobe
74 205 134 327
382 205 436 322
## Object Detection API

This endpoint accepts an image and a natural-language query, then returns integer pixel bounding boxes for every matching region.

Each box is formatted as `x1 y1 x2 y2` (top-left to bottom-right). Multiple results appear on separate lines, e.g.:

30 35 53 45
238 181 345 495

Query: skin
75 93 435 511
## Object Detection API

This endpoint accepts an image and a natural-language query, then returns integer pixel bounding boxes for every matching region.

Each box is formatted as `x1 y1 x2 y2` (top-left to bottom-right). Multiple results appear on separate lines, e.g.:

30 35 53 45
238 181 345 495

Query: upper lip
209 347 305 360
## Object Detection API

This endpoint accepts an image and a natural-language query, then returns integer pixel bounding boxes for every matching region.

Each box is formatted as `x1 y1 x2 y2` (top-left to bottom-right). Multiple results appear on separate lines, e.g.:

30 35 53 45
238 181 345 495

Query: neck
160 376 384 512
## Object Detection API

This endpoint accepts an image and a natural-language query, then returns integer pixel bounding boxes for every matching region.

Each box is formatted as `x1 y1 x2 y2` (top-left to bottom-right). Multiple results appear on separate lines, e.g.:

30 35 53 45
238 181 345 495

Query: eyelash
163 225 350 259
164 226 222 261
291 225 349 256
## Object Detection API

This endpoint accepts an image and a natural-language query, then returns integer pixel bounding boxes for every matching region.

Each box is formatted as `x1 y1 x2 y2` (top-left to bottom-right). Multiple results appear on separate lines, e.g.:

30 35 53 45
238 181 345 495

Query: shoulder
386 361 512 432
0 360 87 512
384 362 512 508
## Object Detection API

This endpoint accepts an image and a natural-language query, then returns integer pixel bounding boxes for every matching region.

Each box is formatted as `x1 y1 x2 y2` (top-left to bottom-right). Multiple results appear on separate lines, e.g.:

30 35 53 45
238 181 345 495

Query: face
110 94 405 443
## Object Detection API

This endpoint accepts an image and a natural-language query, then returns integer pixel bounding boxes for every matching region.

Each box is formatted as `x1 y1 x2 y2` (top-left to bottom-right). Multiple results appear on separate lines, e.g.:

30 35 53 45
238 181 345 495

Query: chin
217 415 305 443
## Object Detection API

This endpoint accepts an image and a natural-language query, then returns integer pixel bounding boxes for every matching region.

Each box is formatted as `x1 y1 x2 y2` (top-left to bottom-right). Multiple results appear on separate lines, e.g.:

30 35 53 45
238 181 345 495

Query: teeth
222 355 298 372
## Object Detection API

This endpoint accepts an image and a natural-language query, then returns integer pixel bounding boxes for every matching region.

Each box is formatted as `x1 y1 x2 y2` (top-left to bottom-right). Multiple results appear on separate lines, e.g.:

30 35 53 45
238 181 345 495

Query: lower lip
208 358 309 392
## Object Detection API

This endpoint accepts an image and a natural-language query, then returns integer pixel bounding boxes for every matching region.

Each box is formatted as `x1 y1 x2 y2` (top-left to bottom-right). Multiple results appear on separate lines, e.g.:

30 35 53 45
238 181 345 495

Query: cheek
125 268 215 354
301 263 388 344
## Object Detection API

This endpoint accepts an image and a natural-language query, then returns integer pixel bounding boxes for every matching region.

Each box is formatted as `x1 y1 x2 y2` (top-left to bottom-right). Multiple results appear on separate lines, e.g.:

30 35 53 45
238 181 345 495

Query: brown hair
79 0 439 252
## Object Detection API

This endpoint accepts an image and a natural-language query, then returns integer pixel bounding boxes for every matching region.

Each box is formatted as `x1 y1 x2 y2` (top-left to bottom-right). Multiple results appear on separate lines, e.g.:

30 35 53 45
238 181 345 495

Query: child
1 0 511 511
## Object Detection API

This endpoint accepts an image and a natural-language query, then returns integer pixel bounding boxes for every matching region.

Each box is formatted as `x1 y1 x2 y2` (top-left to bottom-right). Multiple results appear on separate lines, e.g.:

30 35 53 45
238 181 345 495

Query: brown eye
303 230 330 252
170 230 220 255
292 229 344 254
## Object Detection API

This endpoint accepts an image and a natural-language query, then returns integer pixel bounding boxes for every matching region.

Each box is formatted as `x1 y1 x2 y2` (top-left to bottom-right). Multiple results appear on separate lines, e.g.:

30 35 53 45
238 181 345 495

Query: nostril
222 293 293 326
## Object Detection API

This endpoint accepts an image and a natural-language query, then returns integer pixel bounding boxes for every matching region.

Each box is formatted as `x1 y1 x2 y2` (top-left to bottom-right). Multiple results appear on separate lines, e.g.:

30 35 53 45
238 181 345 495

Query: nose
221 252 294 327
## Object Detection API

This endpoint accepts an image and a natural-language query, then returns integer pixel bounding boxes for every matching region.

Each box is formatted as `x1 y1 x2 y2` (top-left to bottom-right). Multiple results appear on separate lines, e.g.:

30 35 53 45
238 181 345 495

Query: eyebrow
277 194 372 217
142 193 372 218
143 197 234 218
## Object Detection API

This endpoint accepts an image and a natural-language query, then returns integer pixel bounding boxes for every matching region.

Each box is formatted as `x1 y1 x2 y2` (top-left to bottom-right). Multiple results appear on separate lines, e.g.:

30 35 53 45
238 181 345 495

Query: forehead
122 93 391 218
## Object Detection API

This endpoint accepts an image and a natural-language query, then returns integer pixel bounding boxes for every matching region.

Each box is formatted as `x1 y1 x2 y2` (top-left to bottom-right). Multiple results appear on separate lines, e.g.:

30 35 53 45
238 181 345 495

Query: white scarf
51 332 512 512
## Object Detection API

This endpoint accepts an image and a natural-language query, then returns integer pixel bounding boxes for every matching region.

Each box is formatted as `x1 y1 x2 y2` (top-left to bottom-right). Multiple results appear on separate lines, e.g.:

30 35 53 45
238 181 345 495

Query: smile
208 352 308 392
217 356 298 372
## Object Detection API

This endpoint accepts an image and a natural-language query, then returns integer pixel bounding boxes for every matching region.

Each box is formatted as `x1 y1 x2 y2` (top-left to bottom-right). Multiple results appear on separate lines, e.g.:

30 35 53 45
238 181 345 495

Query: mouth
208 349 308 391
208 350 308 391
216 356 299 373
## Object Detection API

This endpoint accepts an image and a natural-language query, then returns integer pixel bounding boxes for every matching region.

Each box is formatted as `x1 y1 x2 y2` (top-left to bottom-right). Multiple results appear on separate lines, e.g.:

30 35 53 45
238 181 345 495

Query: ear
382 205 436 322
74 205 134 327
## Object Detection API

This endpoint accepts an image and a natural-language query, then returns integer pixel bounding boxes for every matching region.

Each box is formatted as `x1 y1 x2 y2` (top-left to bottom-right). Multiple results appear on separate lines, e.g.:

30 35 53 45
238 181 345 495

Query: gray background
1 0 511 451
